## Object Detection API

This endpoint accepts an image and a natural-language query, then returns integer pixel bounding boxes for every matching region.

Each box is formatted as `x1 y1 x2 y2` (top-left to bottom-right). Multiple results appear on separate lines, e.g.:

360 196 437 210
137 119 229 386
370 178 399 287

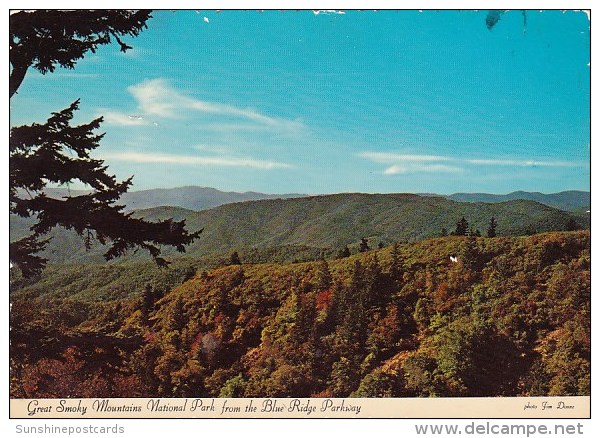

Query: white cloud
313 10 345 15
359 151 461 174
358 150 584 176
358 151 452 164
126 78 304 131
194 122 283 132
103 151 292 170
101 110 149 126
128 79 177 118
467 159 583 167
383 164 462 175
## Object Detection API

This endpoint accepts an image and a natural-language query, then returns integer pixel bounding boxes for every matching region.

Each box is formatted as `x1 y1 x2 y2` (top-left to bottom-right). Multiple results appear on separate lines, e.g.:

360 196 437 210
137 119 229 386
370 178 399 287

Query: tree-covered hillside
10 231 590 398
445 190 590 212
32 186 590 212
29 186 304 212
10 193 588 265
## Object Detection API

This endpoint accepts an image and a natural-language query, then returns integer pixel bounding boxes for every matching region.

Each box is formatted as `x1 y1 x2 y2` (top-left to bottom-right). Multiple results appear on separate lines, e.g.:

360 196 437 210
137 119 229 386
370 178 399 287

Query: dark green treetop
9 10 202 277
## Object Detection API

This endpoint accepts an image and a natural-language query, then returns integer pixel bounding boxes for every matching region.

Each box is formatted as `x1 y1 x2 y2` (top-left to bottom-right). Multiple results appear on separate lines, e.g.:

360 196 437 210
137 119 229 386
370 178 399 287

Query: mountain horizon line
38 184 590 197
35 185 590 213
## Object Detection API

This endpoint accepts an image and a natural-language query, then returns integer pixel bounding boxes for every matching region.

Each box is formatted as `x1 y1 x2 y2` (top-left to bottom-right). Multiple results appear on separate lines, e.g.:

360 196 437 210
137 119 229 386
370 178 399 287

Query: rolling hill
29 186 304 212
10 193 588 265
31 186 589 213
119 186 305 211
444 190 590 212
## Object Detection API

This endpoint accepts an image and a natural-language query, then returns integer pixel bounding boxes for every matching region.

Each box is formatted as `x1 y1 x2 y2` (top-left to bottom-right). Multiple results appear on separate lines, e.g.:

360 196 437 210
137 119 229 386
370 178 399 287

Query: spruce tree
141 284 155 325
460 237 480 272
338 246 351 258
10 10 152 98
9 11 202 277
365 254 385 311
487 217 498 238
454 217 469 236
342 261 368 355
390 242 404 288
316 257 333 291
229 251 242 265
359 237 370 253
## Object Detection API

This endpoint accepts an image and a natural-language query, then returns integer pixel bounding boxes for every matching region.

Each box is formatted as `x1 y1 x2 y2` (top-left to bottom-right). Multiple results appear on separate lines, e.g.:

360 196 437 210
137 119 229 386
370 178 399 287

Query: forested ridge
10 231 589 398
10 193 588 265
25 186 590 214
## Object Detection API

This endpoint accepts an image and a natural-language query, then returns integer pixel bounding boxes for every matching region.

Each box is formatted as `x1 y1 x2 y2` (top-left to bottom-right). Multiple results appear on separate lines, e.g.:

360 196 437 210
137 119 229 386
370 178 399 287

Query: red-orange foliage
315 288 333 312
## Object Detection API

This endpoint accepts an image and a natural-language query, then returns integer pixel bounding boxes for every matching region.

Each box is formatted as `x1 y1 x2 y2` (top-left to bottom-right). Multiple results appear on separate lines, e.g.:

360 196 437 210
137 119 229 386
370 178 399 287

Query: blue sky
10 10 590 195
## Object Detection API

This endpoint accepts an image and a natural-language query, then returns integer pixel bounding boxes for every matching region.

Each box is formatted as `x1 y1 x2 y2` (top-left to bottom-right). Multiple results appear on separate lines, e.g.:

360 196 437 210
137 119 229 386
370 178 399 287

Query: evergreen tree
329 279 347 328
565 218 579 232
359 237 370 253
337 246 351 258
390 242 404 287
365 254 386 311
141 284 154 325
440 227 448 237
10 10 152 98
340 261 368 355
166 296 186 333
487 217 498 238
460 237 480 272
9 11 202 277
377 241 384 249
290 286 317 353
316 257 333 291
229 251 242 265
454 217 469 236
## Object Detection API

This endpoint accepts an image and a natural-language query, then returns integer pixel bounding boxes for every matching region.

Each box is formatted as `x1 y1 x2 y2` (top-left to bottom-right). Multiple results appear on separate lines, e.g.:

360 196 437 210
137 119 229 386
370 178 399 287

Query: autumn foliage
10 231 590 398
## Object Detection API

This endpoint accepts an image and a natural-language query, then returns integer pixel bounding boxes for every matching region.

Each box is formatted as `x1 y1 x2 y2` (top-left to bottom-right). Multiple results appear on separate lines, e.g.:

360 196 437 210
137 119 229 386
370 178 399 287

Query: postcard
8 9 590 421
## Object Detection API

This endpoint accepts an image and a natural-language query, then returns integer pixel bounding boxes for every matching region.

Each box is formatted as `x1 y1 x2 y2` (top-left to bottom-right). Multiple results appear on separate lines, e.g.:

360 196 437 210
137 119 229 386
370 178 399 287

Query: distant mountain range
37 186 305 212
34 186 590 213
10 192 589 265
441 190 590 213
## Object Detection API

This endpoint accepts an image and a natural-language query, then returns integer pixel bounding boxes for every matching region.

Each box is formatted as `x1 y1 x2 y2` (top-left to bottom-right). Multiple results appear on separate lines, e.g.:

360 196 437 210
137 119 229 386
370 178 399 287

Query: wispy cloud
383 164 462 175
101 111 150 126
357 152 452 163
466 158 585 167
127 78 304 131
194 122 285 133
359 151 461 174
359 150 585 175
103 151 293 170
